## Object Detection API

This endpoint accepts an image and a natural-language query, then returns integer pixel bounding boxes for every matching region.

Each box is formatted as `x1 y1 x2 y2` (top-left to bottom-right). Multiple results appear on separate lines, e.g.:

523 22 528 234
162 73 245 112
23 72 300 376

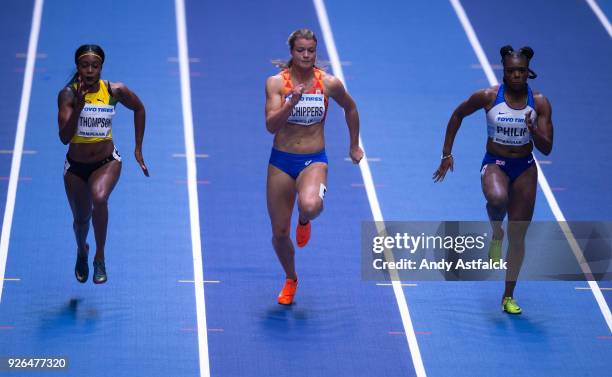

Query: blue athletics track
0 0 610 376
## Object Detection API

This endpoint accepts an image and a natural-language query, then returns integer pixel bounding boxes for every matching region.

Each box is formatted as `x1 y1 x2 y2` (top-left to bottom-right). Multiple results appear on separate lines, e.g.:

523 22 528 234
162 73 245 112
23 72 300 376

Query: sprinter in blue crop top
433 45 554 314
265 29 364 305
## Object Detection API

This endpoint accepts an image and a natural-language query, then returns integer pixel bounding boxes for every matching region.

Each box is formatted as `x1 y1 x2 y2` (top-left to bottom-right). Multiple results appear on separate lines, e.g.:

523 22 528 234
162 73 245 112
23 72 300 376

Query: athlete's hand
433 155 454 182
349 144 364 164
134 147 149 177
287 84 305 106
74 76 91 108
525 110 534 134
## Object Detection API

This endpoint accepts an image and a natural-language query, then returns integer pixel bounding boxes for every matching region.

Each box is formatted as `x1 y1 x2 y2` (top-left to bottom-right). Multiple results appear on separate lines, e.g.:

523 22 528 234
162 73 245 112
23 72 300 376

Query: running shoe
75 244 89 283
93 259 107 284
488 239 502 263
502 296 522 314
277 278 298 305
296 221 311 248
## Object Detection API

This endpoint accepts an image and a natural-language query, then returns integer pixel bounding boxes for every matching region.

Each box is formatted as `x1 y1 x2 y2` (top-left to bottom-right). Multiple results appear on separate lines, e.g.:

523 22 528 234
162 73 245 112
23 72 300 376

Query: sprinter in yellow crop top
265 29 364 305
57 44 149 285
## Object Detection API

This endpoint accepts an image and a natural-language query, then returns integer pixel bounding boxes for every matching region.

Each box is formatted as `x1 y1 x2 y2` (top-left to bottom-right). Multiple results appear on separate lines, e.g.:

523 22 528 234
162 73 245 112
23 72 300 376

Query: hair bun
499 45 514 58
519 46 534 60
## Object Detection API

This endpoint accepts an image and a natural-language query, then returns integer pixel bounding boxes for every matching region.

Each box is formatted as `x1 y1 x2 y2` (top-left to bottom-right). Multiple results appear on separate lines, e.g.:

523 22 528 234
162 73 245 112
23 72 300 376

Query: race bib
286 93 326 126
76 104 115 138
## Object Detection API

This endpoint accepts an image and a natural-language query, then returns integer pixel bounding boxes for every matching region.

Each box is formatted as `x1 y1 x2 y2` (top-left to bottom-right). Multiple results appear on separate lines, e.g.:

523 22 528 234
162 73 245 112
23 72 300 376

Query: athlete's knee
271 224 291 240
91 193 109 210
486 192 508 210
73 216 90 229
272 232 291 246
507 221 529 242
298 195 322 218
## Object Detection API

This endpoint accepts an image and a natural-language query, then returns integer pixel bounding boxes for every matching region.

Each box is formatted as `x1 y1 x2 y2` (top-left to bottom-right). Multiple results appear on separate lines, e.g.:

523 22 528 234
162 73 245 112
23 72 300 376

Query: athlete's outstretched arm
526 94 553 155
265 76 303 134
111 82 149 177
326 76 363 164
433 88 493 182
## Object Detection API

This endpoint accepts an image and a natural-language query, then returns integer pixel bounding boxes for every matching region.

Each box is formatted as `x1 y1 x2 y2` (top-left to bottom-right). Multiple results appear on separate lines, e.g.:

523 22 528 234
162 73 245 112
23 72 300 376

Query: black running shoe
75 244 89 283
93 259 107 284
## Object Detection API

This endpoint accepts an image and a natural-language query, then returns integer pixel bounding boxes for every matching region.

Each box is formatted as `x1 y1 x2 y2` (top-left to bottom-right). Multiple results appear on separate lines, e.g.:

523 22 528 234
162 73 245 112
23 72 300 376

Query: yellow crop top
70 80 117 144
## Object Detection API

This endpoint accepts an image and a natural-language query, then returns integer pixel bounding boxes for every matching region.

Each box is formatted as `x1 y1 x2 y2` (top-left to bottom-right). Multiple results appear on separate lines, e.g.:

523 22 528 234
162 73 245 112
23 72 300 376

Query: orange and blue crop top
282 68 328 126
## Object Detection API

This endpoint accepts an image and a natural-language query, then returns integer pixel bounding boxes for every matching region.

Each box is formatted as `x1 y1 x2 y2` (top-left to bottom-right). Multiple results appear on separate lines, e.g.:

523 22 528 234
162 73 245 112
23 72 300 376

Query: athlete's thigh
296 162 327 199
267 164 297 231
64 171 92 219
508 164 537 222
88 160 122 201
481 163 510 202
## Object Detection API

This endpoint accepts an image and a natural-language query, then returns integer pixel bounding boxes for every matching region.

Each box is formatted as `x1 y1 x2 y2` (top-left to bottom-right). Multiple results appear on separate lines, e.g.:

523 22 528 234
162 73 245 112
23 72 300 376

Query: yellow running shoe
502 297 522 314
488 239 502 263
278 278 298 305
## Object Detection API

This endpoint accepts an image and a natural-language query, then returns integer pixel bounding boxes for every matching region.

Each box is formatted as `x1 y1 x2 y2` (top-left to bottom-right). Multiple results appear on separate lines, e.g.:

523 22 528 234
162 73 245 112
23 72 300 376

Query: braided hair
499 45 537 79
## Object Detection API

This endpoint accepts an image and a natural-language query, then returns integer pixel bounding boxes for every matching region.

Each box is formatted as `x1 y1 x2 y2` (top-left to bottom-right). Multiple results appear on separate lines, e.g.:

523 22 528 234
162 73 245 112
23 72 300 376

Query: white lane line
344 157 381 162
0 150 37 155
168 57 201 63
313 1 427 376
175 0 211 375
172 153 209 158
585 0 612 38
0 0 44 303
15 52 47 59
450 0 612 334
178 280 221 284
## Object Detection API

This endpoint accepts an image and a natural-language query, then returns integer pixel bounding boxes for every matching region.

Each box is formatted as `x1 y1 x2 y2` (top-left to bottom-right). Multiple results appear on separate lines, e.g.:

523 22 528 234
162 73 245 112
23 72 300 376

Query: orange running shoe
277 278 298 305
296 221 311 248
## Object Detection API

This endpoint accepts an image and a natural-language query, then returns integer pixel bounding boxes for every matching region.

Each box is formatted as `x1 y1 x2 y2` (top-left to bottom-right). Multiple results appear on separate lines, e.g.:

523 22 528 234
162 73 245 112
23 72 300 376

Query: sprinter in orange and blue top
57 44 149 285
265 29 364 305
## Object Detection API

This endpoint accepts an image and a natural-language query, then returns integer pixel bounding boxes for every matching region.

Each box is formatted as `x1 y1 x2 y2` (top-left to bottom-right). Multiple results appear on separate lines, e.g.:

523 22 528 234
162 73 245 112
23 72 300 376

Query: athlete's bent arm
326 76 363 163
528 94 553 155
433 88 493 182
112 82 149 176
57 80 89 145
265 76 304 134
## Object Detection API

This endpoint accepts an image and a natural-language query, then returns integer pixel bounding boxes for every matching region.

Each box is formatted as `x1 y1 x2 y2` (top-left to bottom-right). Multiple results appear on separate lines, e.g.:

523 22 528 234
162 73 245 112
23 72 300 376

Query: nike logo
528 159 534 163
304 160 312 166
497 112 507 115
96 98 105 103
